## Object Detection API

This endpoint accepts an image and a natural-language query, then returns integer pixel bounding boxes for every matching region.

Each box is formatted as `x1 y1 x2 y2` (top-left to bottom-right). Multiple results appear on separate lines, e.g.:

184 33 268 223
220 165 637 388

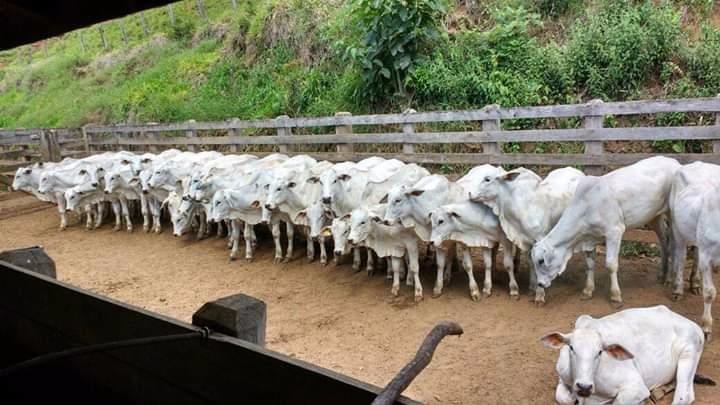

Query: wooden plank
402 109 416 155
185 120 197 152
228 118 241 153
89 126 720 147
246 152 720 166
81 97 720 132
481 105 500 155
714 94 720 154
584 99 605 175
335 112 353 154
276 115 292 154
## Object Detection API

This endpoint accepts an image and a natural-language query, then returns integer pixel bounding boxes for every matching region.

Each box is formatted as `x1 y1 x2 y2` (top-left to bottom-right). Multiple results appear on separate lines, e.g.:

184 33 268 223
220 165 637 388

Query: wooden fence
3 96 720 177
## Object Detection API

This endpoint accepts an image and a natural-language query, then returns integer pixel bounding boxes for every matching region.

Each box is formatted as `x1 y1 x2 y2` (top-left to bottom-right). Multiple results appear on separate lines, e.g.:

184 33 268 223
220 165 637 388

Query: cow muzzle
333 250 343 256
575 383 593 398
321 196 331 204
142 190 149 195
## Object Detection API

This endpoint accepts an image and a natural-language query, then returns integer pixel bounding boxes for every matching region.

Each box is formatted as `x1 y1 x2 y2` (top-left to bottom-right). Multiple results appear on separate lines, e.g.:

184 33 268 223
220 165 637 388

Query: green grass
1 0 719 129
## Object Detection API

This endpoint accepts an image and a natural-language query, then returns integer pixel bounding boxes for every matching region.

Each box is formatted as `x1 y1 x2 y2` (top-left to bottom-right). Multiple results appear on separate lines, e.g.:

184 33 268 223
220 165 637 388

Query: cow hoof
154 229 162 234
509 293 520 301
533 297 546 307
391 287 400 296
414 294 423 303
704 331 713 343
126 228 133 233
352 264 360 272
113 226 121 232
143 226 150 233
366 269 374 277
228 256 237 262
320 260 328 267
246 257 254 263
671 293 683 302
580 291 593 300
470 291 481 302
273 257 283 265
282 257 291 264
610 299 624 309
691 287 702 296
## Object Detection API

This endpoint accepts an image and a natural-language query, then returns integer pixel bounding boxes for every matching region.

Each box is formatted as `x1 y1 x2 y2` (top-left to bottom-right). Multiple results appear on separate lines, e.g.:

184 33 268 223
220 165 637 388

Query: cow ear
407 189 424 197
307 176 319 184
379 194 388 204
294 210 307 222
500 171 522 182
540 332 568 349
450 211 461 219
321 227 333 237
288 181 296 188
251 200 261 209
604 344 634 360
341 214 351 220
24 168 32 174
338 174 351 181
324 209 336 219
128 178 139 185
371 215 382 223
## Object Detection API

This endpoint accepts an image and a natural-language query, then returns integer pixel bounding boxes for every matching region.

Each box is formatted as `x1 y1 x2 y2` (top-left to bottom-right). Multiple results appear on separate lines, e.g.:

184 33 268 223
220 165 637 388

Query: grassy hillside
1 0 719 130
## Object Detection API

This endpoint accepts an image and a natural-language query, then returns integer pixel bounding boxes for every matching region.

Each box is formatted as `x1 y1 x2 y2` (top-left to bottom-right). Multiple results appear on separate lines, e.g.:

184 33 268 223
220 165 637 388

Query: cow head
302 201 335 239
541 327 633 398
348 208 382 246
265 173 297 212
429 208 460 247
384 184 423 225
531 239 573 289
319 169 351 206
12 167 34 191
330 215 352 257
468 169 521 203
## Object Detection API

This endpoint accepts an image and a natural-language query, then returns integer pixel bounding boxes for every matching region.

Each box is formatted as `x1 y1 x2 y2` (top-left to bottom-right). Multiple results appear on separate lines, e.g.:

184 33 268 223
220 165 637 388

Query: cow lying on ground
542 305 714 405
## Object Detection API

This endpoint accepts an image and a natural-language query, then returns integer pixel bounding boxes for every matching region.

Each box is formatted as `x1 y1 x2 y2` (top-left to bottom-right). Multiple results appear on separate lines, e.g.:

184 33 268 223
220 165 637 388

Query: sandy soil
0 192 718 404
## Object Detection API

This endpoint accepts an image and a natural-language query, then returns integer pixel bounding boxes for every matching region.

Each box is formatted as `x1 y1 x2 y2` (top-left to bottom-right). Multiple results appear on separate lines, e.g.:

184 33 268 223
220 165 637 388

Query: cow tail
694 373 717 386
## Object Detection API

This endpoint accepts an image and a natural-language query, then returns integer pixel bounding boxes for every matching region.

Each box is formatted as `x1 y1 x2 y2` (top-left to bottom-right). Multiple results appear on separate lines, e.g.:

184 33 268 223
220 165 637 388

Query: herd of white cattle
10 150 720 403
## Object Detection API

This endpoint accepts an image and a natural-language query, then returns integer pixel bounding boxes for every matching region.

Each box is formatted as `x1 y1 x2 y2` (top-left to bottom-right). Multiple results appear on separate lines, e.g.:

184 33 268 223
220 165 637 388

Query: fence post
231 0 238 9
81 125 91 154
78 31 86 53
481 104 500 157
196 0 209 23
119 20 129 44
335 112 353 154
140 12 149 36
39 130 61 162
228 118 241 153
714 94 720 154
276 115 293 154
186 120 198 152
167 4 176 26
98 26 108 49
584 99 605 176
147 130 159 153
402 108 417 155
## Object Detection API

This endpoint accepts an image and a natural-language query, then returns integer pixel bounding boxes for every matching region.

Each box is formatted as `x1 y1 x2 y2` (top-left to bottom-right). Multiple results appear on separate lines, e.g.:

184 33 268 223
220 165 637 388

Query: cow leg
57 197 67 230
652 214 672 285
93 201 105 229
283 223 294 263
229 221 241 261
407 243 422 302
530 250 547 305
386 257 393 280
390 256 402 297
120 198 132 233
367 249 375 276
151 200 162 233
216 220 224 238
690 246 702 295
581 249 596 300
444 244 454 283
245 223 256 261
671 231 688 301
433 247 448 298
699 251 716 340
671 345 702 405
460 247 480 301
111 200 122 231
84 204 94 229
503 241 519 299
352 248 361 271
196 211 206 240
606 230 625 306
272 223 283 264
140 193 150 232
319 236 328 266
306 233 315 263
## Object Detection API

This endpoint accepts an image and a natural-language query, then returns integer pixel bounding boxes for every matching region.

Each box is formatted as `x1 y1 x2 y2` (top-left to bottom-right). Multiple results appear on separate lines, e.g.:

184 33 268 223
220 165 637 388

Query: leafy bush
683 25 720 96
409 6 572 109
565 0 681 99
348 0 449 102
169 18 196 43
533 0 580 17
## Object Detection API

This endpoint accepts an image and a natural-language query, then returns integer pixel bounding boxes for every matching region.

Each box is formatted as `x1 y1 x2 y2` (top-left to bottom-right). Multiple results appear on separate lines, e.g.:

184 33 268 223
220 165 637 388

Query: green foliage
169 17 196 43
565 0 681 99
409 6 571 108
533 0 581 17
348 0 449 102
683 25 720 95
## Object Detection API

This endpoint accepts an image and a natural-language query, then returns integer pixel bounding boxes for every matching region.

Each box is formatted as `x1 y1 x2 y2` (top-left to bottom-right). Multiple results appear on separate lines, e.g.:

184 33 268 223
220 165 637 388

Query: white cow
532 156 680 305
669 161 720 339
429 201 518 299
469 166 594 304
384 168 495 299
347 205 421 300
13 161 65 203
542 305 712 405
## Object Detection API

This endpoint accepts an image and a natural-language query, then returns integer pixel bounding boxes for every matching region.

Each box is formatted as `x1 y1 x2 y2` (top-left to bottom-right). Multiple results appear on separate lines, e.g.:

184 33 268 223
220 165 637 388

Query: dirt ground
0 191 718 404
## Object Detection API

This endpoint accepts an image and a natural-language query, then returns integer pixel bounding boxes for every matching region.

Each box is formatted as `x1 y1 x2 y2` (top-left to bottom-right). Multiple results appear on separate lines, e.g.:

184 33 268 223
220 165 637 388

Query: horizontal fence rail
1 96 720 170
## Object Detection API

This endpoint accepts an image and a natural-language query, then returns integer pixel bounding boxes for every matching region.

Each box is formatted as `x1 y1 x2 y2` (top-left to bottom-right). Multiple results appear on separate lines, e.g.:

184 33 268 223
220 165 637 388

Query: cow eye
360 221 365 225
597 351 602 357
394 199 401 204
276 188 281 191
215 201 220 205
438 219 444 224
538 258 544 266
568 345 574 353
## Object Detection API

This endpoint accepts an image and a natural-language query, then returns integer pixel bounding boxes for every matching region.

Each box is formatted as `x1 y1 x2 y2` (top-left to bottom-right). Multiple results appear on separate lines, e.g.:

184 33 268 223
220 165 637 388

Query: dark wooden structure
0 260 417 403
